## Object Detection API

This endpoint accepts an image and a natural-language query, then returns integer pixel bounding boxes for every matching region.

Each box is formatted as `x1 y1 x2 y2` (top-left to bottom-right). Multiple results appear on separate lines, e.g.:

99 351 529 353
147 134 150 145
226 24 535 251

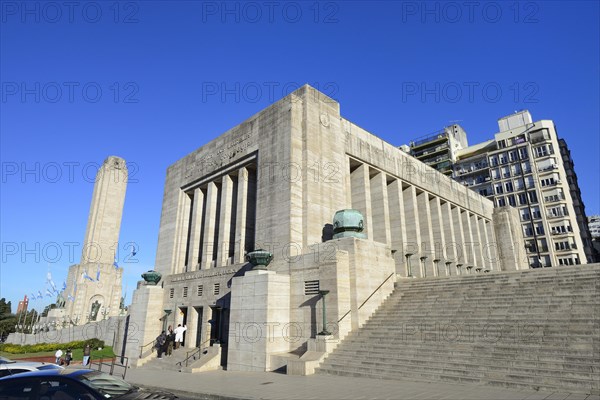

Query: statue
89 300 101 321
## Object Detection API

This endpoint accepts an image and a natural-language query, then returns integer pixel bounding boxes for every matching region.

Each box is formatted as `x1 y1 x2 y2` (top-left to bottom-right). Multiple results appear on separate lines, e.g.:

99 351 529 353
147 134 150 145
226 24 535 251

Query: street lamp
101 307 110 320
317 290 331 336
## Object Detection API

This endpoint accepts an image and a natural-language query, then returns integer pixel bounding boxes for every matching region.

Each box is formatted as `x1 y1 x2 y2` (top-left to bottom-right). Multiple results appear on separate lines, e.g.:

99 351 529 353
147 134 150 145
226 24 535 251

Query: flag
62 281 67 291
49 279 57 293
82 271 95 282
96 264 101 282
45 289 53 297
31 293 36 300
113 260 119 269
37 291 43 300
46 271 52 283
131 244 137 256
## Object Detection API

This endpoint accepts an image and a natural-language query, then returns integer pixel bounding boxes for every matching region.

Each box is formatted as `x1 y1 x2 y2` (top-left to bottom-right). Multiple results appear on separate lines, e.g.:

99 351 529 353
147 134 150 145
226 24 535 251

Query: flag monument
47 156 128 325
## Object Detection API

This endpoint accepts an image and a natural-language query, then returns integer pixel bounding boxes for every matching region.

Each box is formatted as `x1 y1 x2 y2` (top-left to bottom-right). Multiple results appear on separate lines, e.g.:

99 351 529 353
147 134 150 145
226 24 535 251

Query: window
183 287 188 297
497 197 506 207
528 191 538 203
169 288 174 299
495 184 503 194
197 285 203 296
518 193 528 205
507 195 516 207
213 283 220 295
508 150 517 162
519 147 529 159
505 182 514 192
498 140 507 149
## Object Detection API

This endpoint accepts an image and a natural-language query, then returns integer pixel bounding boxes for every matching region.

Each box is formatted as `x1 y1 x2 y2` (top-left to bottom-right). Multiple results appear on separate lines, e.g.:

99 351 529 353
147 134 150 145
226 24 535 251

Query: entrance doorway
194 306 203 348
178 307 188 346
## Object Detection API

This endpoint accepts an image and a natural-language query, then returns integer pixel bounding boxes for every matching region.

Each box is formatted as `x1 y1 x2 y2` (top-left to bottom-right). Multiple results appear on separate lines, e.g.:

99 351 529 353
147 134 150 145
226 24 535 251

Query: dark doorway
194 306 203 348
209 306 222 345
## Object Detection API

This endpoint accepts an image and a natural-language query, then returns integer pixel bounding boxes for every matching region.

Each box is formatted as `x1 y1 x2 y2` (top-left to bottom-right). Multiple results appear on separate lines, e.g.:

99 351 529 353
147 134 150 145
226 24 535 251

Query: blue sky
1 1 599 312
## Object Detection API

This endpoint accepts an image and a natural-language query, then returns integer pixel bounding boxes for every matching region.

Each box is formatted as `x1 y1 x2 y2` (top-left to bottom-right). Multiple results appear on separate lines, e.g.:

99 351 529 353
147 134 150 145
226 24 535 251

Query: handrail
90 355 129 379
139 339 155 359
177 339 212 367
338 272 395 323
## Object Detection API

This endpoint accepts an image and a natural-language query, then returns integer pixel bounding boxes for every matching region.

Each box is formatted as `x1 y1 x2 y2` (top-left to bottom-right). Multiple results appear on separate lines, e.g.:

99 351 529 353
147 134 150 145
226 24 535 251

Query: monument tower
63 156 128 324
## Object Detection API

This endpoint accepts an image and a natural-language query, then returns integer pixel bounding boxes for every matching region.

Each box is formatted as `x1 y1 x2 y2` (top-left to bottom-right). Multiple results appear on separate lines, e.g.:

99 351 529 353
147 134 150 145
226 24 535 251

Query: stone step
317 363 598 393
328 347 599 368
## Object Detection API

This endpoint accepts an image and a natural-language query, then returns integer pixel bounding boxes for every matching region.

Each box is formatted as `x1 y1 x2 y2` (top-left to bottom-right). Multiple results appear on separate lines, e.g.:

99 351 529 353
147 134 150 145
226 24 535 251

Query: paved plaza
125 367 600 400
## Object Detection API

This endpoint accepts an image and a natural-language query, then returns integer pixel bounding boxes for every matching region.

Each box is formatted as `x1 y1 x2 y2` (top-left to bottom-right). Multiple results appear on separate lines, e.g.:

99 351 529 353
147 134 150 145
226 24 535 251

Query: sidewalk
124 367 599 400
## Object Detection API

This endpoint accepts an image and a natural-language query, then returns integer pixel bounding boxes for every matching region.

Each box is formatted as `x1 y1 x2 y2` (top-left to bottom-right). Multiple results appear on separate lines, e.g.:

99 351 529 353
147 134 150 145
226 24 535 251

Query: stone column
351 164 373 239
484 220 498 271
402 184 421 273
442 202 457 276
429 196 446 270
462 211 476 268
388 179 407 275
479 218 492 271
370 172 391 245
186 188 204 271
174 191 192 274
234 167 249 264
453 207 466 270
217 175 234 267
186 306 200 350
472 214 485 269
201 182 219 269
417 190 434 277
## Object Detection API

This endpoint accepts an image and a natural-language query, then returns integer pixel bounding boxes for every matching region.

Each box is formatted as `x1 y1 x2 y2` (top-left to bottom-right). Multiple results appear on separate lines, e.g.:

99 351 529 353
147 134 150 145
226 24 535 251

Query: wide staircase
317 264 600 394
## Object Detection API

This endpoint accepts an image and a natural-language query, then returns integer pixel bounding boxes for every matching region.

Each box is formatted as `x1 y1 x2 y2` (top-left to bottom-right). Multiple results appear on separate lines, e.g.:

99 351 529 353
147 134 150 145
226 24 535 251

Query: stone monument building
127 86 524 371
57 156 128 324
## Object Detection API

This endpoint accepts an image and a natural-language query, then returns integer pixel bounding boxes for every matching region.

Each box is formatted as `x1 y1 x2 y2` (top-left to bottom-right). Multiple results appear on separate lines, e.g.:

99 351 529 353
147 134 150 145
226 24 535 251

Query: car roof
0 361 47 368
0 368 92 380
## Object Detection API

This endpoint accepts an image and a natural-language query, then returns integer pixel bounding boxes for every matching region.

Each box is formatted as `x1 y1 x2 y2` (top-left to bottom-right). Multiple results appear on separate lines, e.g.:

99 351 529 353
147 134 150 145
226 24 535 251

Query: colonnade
350 161 497 277
173 165 256 273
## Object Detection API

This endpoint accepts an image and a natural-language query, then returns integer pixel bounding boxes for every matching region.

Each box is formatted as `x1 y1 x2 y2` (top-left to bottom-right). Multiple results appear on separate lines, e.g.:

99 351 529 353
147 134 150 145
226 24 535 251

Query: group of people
155 324 186 359
54 344 91 366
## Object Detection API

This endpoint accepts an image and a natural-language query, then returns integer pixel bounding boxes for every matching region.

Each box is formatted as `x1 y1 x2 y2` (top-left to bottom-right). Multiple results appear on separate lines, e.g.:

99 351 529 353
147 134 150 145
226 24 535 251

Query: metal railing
89 355 129 380
338 272 395 324
138 339 155 359
177 339 212 367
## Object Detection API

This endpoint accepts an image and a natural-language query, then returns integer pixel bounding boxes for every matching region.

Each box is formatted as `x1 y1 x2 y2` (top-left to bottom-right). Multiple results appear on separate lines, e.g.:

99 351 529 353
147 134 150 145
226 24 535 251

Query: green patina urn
246 249 273 271
332 209 367 239
141 270 162 285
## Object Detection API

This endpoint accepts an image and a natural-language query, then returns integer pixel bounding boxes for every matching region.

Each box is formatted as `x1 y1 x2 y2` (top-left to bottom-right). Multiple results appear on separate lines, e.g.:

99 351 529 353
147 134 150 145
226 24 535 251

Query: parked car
0 369 177 399
0 357 63 378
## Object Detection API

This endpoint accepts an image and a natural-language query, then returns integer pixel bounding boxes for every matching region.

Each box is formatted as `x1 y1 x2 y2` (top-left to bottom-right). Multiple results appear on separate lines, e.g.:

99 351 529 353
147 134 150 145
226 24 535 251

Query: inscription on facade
184 133 254 178
170 268 238 283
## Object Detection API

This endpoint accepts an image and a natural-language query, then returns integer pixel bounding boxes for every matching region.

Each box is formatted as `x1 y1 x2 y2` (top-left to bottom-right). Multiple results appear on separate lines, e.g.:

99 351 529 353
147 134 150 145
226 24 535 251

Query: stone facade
126 86 524 370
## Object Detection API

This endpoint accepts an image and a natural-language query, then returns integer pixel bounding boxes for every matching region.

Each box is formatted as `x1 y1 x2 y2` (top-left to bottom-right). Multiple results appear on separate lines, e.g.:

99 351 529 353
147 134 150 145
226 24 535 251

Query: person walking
173 324 187 349
82 344 91 366
155 331 167 359
54 349 63 365
166 326 175 356
64 348 73 366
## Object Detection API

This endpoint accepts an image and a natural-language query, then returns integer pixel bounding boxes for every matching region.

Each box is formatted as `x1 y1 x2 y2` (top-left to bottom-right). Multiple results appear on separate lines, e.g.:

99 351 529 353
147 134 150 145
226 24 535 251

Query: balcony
544 194 565 203
546 211 569 219
555 244 577 252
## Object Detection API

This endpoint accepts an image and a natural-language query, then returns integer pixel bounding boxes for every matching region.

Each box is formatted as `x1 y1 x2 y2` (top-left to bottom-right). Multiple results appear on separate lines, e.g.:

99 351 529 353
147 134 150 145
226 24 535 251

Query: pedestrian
64 348 73 366
155 331 167 359
166 325 175 356
54 349 63 365
173 324 187 349
82 344 91 366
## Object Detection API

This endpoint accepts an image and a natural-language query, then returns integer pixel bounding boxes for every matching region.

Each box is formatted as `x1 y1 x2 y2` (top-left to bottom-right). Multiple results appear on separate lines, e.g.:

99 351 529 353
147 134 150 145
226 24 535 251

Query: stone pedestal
227 270 290 372
123 284 164 367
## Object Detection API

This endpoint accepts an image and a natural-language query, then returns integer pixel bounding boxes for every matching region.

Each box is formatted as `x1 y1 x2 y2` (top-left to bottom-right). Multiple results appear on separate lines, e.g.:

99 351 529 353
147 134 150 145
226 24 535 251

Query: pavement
123 367 600 400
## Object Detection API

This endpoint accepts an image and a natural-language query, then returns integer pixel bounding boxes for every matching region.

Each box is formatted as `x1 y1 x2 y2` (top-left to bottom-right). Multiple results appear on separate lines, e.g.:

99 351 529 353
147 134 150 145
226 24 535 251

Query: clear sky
1 1 599 313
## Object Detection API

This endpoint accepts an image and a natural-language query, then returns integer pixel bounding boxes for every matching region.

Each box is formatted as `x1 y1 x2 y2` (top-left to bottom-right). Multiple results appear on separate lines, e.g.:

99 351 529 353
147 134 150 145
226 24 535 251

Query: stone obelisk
64 156 128 324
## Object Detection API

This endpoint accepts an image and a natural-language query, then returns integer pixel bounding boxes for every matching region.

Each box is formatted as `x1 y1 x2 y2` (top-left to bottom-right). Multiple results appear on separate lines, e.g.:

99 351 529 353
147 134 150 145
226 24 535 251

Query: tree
0 298 12 319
